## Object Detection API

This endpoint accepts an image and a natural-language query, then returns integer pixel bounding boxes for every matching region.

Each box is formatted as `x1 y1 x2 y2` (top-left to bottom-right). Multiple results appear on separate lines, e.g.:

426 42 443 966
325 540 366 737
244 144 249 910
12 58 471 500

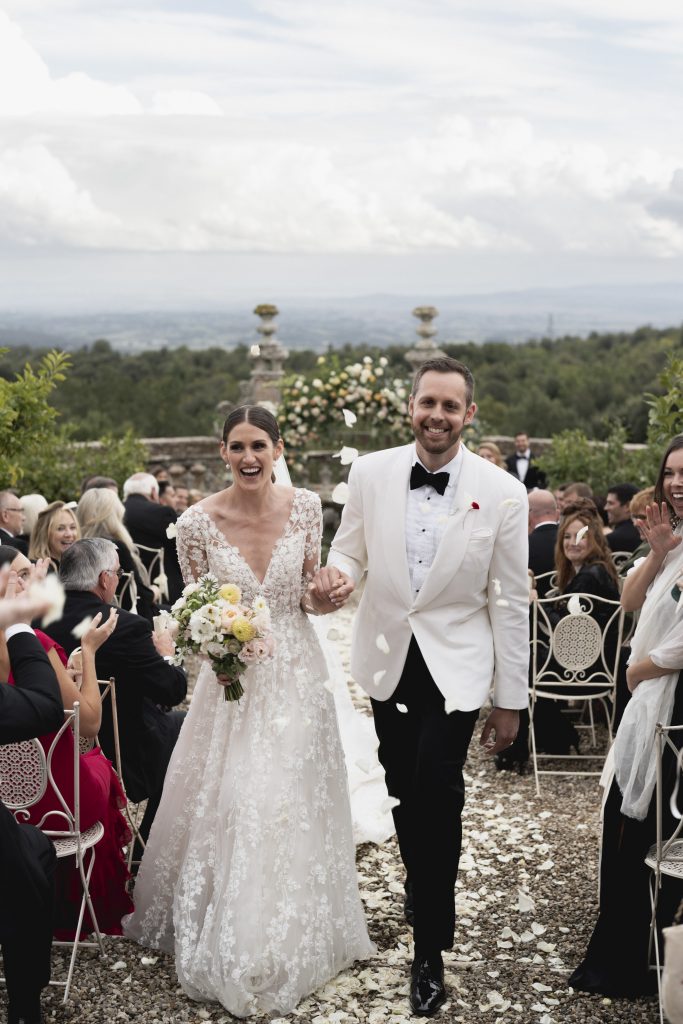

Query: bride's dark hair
222 405 281 446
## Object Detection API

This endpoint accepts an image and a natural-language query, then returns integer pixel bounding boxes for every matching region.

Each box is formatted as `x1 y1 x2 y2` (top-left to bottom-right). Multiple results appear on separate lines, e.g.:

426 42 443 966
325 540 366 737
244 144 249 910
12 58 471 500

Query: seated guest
498 500 620 770
158 480 178 512
44 538 187 846
17 493 47 552
80 475 119 496
505 432 547 490
477 441 505 468
619 486 655 575
0 546 133 939
0 582 64 1024
77 487 158 623
123 473 183 603
605 482 641 552
187 488 204 506
174 486 189 513
151 465 170 484
28 500 80 572
527 489 559 598
0 492 28 555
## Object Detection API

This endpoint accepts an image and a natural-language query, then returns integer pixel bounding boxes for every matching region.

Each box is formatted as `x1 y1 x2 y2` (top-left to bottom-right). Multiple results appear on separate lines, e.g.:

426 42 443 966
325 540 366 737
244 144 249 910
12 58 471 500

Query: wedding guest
0 588 63 1024
505 432 546 490
618 486 655 575
80 475 119 496
316 357 529 1015
570 436 683 997
0 492 27 555
44 538 187 847
605 482 641 552
17 493 48 550
28 500 80 572
174 487 189 513
0 546 133 939
123 473 183 603
187 488 204 506
527 489 559 598
77 487 158 623
477 441 505 469
151 465 170 484
158 481 178 512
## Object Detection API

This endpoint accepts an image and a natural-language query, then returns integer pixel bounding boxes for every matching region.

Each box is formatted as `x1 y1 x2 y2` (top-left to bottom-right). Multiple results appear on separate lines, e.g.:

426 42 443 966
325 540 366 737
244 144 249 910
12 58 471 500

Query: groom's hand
310 566 355 610
479 708 519 756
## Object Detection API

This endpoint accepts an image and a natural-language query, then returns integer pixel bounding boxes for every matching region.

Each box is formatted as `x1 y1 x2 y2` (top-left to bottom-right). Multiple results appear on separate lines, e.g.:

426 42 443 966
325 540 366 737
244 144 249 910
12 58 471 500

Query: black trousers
0 821 56 1020
371 636 479 953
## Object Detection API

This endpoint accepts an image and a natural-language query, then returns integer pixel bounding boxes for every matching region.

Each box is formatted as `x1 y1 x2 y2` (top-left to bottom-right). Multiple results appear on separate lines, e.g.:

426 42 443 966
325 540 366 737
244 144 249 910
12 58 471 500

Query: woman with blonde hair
77 487 157 622
477 441 505 469
28 500 79 571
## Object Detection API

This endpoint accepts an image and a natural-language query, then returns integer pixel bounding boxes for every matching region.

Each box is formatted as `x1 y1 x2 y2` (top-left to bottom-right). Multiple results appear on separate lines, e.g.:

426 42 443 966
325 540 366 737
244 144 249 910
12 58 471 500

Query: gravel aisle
4 608 660 1024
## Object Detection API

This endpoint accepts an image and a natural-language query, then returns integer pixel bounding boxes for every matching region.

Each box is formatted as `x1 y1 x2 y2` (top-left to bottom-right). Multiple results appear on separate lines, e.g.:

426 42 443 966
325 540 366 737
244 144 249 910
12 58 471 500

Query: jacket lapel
414 445 481 609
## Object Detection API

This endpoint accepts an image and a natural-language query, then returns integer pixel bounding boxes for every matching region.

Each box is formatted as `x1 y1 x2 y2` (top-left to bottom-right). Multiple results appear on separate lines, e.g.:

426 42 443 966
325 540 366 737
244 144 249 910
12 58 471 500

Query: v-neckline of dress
197 490 298 587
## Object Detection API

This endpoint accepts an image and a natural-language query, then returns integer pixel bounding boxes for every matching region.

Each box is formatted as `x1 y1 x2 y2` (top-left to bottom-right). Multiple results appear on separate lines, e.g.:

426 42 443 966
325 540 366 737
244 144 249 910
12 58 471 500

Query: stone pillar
240 303 289 407
405 305 447 372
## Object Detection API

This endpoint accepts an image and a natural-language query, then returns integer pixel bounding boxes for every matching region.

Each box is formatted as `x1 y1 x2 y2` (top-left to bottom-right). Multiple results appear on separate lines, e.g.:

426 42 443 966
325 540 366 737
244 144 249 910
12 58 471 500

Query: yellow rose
220 583 242 604
232 617 256 643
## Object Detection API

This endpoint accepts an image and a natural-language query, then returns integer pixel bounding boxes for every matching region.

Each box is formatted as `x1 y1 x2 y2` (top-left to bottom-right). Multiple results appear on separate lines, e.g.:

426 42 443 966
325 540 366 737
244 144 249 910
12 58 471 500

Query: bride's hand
642 502 682 558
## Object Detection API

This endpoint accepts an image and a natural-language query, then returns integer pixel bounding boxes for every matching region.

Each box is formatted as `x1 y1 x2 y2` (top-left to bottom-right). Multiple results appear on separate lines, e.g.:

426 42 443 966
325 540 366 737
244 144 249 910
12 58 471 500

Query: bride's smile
221 422 284 489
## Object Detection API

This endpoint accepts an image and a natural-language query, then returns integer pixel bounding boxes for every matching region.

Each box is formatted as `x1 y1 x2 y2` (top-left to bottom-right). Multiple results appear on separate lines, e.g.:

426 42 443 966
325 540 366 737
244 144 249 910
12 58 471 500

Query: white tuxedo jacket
328 443 529 712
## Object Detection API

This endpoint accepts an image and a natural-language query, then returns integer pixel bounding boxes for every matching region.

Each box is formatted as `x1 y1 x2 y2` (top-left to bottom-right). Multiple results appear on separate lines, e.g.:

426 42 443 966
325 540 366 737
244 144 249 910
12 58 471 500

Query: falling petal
381 796 400 813
575 525 588 542
36 574 66 629
492 578 502 596
334 445 359 465
342 408 357 427
373 669 386 686
375 633 390 654
496 598 510 607
445 695 462 714
326 627 341 641
332 482 349 505
166 522 178 539
396 703 408 714
70 615 93 640
567 594 584 615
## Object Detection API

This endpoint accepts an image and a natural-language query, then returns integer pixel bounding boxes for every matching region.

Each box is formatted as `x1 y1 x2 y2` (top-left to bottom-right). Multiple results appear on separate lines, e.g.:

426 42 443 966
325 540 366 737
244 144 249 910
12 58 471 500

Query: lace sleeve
176 508 210 586
300 490 323 596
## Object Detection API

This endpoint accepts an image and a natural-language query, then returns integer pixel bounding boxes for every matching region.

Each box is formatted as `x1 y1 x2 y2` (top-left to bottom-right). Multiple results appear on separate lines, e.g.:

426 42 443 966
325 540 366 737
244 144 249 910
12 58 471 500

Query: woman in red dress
0 545 134 937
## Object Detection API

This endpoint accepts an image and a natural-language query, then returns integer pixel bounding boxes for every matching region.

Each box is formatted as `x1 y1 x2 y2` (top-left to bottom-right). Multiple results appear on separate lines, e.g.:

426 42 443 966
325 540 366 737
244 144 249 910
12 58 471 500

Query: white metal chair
645 723 683 1024
136 543 168 601
114 570 138 614
0 702 105 1002
530 592 625 794
533 569 559 599
611 549 634 573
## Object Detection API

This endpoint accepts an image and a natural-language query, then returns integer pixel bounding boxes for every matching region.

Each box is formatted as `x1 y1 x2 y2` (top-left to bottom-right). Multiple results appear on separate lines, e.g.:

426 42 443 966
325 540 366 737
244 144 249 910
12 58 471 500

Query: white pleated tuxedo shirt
406 444 463 597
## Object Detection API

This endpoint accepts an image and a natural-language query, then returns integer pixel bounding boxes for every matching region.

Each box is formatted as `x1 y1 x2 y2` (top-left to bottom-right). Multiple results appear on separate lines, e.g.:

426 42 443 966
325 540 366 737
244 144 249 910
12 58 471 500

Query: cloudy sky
1 0 683 310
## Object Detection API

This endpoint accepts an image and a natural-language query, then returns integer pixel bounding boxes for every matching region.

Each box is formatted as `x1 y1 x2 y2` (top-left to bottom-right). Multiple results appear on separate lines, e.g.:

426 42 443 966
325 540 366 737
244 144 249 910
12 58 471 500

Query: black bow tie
410 463 449 495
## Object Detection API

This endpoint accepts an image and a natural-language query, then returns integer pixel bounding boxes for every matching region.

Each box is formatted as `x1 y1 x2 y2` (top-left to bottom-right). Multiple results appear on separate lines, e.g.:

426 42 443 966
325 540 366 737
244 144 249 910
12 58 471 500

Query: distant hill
0 281 680 353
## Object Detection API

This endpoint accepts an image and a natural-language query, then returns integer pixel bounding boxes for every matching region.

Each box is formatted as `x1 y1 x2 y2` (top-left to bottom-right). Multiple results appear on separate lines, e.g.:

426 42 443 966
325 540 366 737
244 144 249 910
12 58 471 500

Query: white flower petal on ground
34 574 66 629
531 922 547 935
395 703 408 714
538 940 556 952
334 445 359 465
532 982 553 992
166 522 177 539
140 956 158 966
70 615 93 639
342 408 357 427
375 633 390 654
372 669 386 686
332 482 349 505
567 594 584 616
111 961 127 971
575 525 588 542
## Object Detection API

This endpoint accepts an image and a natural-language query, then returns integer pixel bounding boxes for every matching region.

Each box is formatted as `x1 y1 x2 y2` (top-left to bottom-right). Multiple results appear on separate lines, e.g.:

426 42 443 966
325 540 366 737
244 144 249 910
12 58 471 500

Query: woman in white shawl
569 435 683 997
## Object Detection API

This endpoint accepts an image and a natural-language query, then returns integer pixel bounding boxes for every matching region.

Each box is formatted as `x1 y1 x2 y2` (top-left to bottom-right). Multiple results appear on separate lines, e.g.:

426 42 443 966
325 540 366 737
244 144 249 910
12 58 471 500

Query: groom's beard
412 421 463 460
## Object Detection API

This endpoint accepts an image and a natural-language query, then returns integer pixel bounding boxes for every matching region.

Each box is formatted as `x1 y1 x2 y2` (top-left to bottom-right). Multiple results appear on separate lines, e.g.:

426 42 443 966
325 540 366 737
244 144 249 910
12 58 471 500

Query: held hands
643 502 682 558
479 707 520 756
307 566 355 615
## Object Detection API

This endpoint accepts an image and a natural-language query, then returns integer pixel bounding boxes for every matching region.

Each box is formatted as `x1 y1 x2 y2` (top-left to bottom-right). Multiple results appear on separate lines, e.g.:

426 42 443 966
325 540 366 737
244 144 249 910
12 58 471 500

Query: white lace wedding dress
123 488 374 1017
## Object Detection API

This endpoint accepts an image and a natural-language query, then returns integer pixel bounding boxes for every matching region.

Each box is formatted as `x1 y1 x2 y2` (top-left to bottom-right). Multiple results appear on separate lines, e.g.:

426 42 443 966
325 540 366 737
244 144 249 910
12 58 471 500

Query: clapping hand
0 566 52 629
81 608 119 656
643 502 682 557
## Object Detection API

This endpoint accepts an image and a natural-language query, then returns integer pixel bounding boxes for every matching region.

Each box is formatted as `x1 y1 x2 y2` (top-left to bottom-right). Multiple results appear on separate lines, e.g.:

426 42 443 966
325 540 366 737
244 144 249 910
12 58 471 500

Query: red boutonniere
470 501 480 510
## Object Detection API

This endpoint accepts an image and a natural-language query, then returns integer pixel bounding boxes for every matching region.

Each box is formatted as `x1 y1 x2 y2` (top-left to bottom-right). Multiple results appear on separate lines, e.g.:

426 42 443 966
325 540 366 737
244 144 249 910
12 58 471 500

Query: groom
312 357 529 1016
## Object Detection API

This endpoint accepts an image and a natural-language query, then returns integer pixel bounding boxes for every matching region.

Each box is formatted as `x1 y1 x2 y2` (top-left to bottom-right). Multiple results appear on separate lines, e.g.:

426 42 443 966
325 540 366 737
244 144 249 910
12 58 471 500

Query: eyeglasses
2 506 23 514
105 567 124 579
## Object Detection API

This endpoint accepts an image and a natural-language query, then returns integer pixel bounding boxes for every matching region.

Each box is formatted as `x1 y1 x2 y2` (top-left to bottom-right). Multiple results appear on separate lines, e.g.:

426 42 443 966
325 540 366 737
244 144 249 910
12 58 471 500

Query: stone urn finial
405 305 447 371
239 303 289 407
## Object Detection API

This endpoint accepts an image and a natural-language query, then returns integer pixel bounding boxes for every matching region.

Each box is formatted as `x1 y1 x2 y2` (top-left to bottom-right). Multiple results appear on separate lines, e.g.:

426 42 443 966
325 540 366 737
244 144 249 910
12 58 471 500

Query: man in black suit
122 473 183 603
505 433 547 491
605 483 640 553
44 538 187 845
1 595 64 1024
0 492 28 556
528 489 559 598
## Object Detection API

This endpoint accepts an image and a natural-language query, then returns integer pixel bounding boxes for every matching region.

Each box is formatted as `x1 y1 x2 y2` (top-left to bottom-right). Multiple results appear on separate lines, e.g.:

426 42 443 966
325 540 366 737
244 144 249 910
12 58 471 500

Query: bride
123 405 374 1016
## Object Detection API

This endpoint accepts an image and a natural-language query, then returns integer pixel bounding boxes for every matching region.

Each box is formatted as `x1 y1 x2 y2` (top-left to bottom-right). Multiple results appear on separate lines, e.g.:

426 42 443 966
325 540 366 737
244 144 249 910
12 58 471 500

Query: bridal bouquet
163 574 275 701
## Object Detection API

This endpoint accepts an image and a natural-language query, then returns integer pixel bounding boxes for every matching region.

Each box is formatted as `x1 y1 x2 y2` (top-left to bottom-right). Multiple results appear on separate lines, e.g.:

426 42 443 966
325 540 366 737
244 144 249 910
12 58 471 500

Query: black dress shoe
409 954 446 1017
404 880 414 926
